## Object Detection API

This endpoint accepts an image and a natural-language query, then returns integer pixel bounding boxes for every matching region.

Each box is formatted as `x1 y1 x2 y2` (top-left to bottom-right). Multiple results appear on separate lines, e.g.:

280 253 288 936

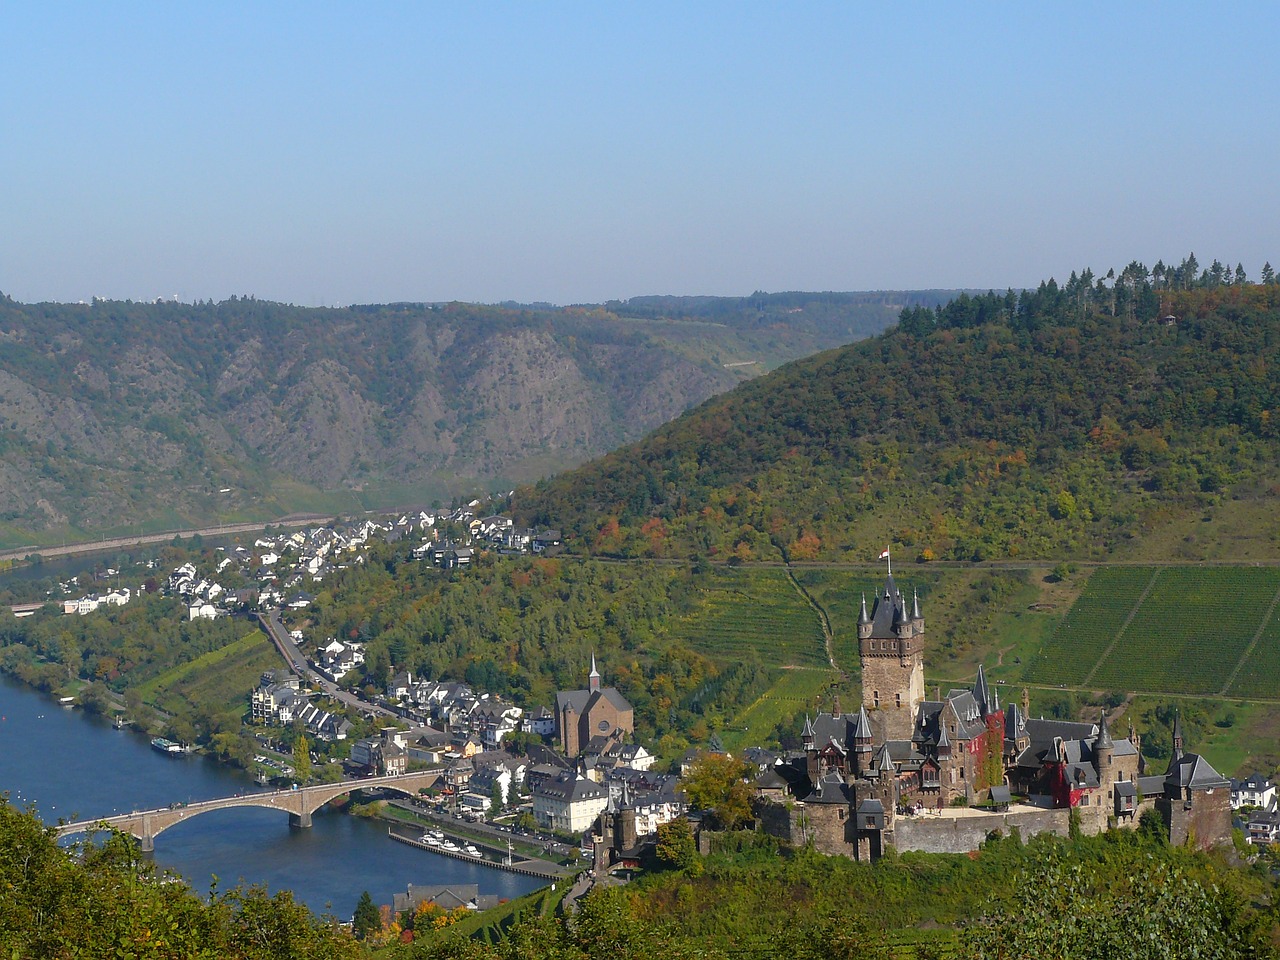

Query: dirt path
784 565 843 676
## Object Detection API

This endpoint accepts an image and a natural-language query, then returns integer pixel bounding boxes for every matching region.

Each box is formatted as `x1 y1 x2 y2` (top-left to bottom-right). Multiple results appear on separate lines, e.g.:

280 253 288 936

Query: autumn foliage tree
680 753 756 830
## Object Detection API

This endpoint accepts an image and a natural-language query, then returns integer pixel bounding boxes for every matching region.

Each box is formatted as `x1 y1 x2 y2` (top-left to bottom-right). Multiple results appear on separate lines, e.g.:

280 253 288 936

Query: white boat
439 841 460 853
463 845 481 857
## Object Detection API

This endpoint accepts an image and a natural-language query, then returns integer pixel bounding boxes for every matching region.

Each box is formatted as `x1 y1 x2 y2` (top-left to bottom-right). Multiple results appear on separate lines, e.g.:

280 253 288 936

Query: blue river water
0 675 543 918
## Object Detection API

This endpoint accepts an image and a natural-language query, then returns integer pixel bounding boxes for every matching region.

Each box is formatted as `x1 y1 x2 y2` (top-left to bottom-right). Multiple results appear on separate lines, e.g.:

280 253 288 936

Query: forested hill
517 261 1280 563
0 291 946 546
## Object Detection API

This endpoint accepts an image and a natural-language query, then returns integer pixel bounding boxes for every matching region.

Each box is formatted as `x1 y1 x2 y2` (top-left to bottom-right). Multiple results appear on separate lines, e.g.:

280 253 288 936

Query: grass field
668 568 828 669
139 629 280 718
718 667 839 754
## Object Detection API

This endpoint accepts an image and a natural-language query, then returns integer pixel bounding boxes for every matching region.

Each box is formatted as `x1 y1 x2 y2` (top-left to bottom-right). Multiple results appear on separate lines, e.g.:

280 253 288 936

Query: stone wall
860 655 920 741
1160 789 1232 850
755 800 851 857
894 808 1070 854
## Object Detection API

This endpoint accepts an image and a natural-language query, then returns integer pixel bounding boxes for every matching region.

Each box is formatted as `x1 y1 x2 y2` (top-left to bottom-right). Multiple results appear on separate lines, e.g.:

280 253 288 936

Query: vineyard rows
1028 567 1280 697
719 667 838 754
671 569 828 668
1025 567 1155 685
1089 567 1279 694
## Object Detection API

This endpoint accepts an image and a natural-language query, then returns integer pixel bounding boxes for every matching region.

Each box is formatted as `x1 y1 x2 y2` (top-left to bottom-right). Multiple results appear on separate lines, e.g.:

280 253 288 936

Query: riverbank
0 676 547 914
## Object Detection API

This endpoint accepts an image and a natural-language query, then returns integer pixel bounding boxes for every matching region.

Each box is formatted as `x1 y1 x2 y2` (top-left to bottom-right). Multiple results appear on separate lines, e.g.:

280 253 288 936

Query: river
0 676 544 918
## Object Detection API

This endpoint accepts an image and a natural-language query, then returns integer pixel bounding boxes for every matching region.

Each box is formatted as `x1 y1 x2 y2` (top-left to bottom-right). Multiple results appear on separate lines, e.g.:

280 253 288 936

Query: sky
2 3 1278 306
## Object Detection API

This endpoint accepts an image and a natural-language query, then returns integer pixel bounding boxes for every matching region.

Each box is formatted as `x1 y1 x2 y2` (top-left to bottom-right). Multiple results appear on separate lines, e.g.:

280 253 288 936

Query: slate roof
1137 774 1166 797
867 575 912 639
805 771 852 805
1165 752 1230 792
535 774 608 803
755 767 789 791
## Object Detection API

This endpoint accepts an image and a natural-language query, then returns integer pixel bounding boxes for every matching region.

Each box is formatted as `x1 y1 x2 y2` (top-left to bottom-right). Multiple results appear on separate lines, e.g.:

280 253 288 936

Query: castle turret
851 706 874 778
1095 709 1114 782
1170 711 1184 766
858 593 872 640
615 782 638 851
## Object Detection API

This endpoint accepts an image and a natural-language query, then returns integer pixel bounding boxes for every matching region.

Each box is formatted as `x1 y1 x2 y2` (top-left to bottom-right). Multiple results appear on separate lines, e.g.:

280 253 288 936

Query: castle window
873 691 880 708
895 694 901 708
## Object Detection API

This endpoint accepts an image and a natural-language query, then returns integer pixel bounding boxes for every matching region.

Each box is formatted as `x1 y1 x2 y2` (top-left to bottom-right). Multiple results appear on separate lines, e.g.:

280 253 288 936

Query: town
48 510 1280 891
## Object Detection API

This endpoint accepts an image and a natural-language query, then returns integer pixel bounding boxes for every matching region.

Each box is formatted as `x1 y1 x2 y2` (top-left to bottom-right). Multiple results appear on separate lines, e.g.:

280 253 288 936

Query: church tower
858 578 925 740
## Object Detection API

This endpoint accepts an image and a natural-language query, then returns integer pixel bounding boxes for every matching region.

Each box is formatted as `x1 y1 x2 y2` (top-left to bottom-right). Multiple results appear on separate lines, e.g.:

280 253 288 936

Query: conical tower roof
973 664 992 714
1096 709 1114 749
936 719 951 753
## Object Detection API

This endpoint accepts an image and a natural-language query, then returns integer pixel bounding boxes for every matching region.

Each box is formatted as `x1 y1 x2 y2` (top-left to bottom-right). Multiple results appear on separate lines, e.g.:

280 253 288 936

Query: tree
680 753 755 829
654 817 701 875
1263 262 1276 285
293 734 312 784
353 890 380 941
966 851 1264 959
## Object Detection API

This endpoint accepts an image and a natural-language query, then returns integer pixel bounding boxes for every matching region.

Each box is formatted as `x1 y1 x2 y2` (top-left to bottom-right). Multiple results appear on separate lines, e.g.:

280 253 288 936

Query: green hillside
0 291 943 548
518 269 1280 564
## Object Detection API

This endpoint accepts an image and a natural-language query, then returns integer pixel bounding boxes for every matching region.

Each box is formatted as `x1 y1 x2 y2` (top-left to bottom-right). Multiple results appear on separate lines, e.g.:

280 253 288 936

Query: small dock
388 828 569 879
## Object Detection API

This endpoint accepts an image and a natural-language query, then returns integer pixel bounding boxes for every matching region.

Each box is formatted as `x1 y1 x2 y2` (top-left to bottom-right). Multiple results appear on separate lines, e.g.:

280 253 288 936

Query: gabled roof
1165 752 1230 792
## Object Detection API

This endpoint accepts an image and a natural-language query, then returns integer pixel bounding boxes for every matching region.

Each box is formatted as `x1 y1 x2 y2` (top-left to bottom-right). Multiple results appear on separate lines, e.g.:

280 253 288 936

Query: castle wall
893 808 1070 854
1159 789 1232 850
755 800 850 857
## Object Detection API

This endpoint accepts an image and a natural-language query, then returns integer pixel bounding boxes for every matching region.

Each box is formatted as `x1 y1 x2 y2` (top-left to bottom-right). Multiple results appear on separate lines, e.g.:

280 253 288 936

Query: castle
755 574 1232 858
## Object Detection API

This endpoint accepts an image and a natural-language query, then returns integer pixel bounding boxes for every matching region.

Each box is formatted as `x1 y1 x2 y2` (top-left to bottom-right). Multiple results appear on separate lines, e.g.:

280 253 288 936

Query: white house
532 773 609 834
1232 772 1276 810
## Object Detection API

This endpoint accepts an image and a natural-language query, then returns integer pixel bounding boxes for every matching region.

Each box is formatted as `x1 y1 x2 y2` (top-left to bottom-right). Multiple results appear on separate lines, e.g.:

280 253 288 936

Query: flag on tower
878 547 890 560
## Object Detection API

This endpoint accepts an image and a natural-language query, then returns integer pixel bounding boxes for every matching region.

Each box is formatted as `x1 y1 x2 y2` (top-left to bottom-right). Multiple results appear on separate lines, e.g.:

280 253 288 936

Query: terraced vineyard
1025 567 1157 685
140 629 281 718
792 570 885 673
1090 567 1280 695
719 667 839 754
1228 595 1280 698
668 568 828 669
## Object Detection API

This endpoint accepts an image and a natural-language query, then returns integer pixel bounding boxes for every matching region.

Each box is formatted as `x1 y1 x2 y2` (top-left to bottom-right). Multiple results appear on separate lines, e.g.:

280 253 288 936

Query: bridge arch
57 770 441 852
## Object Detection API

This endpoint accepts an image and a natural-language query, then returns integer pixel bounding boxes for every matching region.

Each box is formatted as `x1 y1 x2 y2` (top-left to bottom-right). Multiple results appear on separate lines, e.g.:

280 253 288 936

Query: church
755 574 1232 858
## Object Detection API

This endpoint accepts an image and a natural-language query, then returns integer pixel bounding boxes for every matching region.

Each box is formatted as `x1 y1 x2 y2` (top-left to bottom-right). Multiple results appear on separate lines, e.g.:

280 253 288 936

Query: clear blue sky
2 3 1277 306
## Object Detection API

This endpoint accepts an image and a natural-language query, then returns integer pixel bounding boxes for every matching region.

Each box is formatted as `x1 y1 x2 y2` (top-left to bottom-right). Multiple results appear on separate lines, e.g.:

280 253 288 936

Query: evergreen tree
1263 261 1276 285
293 734 311 783
353 890 379 940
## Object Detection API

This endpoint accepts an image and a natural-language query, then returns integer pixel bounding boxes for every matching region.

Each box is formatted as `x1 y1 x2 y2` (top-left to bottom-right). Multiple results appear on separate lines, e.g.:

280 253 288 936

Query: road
255 610 397 719
0 516 336 565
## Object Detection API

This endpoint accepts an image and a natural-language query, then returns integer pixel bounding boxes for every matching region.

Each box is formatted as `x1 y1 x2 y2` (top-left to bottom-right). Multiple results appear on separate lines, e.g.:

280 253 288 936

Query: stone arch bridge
56 770 442 852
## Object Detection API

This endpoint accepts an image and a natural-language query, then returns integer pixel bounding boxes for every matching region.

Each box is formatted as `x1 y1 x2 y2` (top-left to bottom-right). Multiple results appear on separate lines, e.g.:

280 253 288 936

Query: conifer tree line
898 253 1279 336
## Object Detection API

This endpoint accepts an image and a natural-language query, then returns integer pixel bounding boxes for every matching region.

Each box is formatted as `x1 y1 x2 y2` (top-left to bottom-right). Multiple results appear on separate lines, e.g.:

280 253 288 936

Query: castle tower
1094 709 1114 783
859 577 925 740
615 782 638 851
